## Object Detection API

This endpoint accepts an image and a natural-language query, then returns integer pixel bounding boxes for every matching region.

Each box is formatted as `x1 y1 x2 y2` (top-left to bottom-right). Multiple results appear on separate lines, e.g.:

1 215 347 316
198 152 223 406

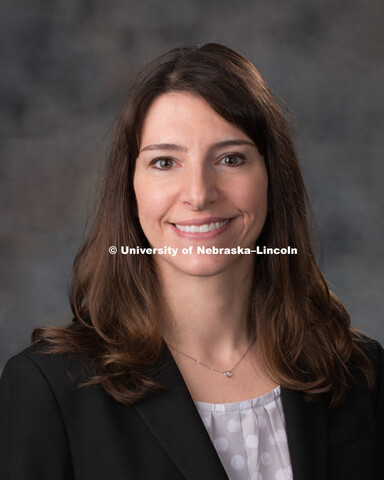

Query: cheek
134 177 175 227
235 179 268 218
133 176 154 227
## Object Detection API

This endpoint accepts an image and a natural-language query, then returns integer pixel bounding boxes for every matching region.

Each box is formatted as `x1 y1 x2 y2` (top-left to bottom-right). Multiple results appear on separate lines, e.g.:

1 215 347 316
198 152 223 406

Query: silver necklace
167 335 256 378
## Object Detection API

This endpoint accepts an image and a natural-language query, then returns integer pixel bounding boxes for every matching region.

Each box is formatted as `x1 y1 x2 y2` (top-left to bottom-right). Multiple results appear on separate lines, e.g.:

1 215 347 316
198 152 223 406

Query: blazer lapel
281 387 328 480
133 347 228 480
134 348 329 480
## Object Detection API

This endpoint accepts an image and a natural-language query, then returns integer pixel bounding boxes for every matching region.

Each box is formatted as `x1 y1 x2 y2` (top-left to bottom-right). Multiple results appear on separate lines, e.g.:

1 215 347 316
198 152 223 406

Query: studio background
1 0 383 372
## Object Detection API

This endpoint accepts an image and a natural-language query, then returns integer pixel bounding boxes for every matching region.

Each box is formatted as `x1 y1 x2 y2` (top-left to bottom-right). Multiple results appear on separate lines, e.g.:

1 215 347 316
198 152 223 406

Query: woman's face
133 92 268 278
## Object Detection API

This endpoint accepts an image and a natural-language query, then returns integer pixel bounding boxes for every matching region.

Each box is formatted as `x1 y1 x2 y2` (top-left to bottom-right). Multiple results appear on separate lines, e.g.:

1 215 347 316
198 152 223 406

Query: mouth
173 219 230 233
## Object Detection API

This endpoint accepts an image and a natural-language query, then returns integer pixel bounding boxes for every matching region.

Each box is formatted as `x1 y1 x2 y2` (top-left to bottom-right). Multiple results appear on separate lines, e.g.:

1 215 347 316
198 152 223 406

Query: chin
157 254 245 278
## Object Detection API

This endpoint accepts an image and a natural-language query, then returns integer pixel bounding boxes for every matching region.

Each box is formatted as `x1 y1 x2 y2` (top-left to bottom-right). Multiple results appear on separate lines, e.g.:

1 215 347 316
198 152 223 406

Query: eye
219 153 245 167
151 157 175 170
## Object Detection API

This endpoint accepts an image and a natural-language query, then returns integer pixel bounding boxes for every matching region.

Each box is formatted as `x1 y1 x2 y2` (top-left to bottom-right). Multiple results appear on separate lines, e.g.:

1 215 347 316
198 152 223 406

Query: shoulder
357 333 384 362
0 341 98 409
2 341 85 379
352 334 383 399
325 335 384 477
329 334 384 426
0 344 80 478
0 341 120 445
364 336 384 414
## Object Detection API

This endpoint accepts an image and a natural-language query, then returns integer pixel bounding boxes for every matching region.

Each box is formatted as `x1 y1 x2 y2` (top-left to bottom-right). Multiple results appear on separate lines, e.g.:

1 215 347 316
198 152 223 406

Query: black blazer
0 338 383 480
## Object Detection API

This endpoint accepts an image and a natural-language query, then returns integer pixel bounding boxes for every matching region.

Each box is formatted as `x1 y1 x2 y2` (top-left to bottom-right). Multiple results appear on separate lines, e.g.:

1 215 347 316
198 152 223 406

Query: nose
180 164 219 210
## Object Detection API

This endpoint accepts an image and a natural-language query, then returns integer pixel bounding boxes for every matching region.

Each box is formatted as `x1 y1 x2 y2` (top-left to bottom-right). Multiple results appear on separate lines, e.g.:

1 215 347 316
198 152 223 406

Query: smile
174 219 229 233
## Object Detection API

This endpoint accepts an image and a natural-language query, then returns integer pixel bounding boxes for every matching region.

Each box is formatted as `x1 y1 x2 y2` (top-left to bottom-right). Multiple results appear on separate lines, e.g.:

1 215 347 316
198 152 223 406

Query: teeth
175 219 229 233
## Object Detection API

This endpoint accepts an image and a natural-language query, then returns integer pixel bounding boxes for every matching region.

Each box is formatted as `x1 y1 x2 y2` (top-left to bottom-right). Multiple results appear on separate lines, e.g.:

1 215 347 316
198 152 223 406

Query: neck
159 260 255 361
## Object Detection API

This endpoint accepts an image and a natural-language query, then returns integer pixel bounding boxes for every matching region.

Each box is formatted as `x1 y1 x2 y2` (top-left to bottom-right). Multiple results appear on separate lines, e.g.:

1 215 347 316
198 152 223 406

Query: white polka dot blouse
194 385 293 480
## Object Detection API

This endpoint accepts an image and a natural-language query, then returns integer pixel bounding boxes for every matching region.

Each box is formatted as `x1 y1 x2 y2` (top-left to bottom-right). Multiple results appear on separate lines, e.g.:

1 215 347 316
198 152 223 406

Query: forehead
140 92 251 148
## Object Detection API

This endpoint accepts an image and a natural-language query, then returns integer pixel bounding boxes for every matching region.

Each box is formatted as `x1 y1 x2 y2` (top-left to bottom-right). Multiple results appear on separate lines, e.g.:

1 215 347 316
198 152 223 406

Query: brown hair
32 43 374 407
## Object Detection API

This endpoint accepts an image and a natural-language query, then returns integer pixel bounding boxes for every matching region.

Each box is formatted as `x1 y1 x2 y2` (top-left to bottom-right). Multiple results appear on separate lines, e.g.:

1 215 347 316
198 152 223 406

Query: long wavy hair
32 43 374 407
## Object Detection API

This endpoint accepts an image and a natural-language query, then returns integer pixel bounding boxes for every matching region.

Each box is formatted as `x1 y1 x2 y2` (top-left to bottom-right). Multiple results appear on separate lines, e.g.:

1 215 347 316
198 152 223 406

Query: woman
0 43 383 480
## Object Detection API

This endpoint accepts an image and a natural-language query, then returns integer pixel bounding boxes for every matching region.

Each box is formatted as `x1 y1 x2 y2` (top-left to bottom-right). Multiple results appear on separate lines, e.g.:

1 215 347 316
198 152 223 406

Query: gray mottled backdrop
1 0 383 371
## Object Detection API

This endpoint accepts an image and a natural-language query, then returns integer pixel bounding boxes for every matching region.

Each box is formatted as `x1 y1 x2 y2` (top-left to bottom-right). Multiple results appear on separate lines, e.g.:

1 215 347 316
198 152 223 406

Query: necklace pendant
224 370 233 378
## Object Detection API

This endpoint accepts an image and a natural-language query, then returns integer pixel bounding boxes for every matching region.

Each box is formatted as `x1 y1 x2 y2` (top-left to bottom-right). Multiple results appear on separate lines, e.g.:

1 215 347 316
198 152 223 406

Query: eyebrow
139 139 256 153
